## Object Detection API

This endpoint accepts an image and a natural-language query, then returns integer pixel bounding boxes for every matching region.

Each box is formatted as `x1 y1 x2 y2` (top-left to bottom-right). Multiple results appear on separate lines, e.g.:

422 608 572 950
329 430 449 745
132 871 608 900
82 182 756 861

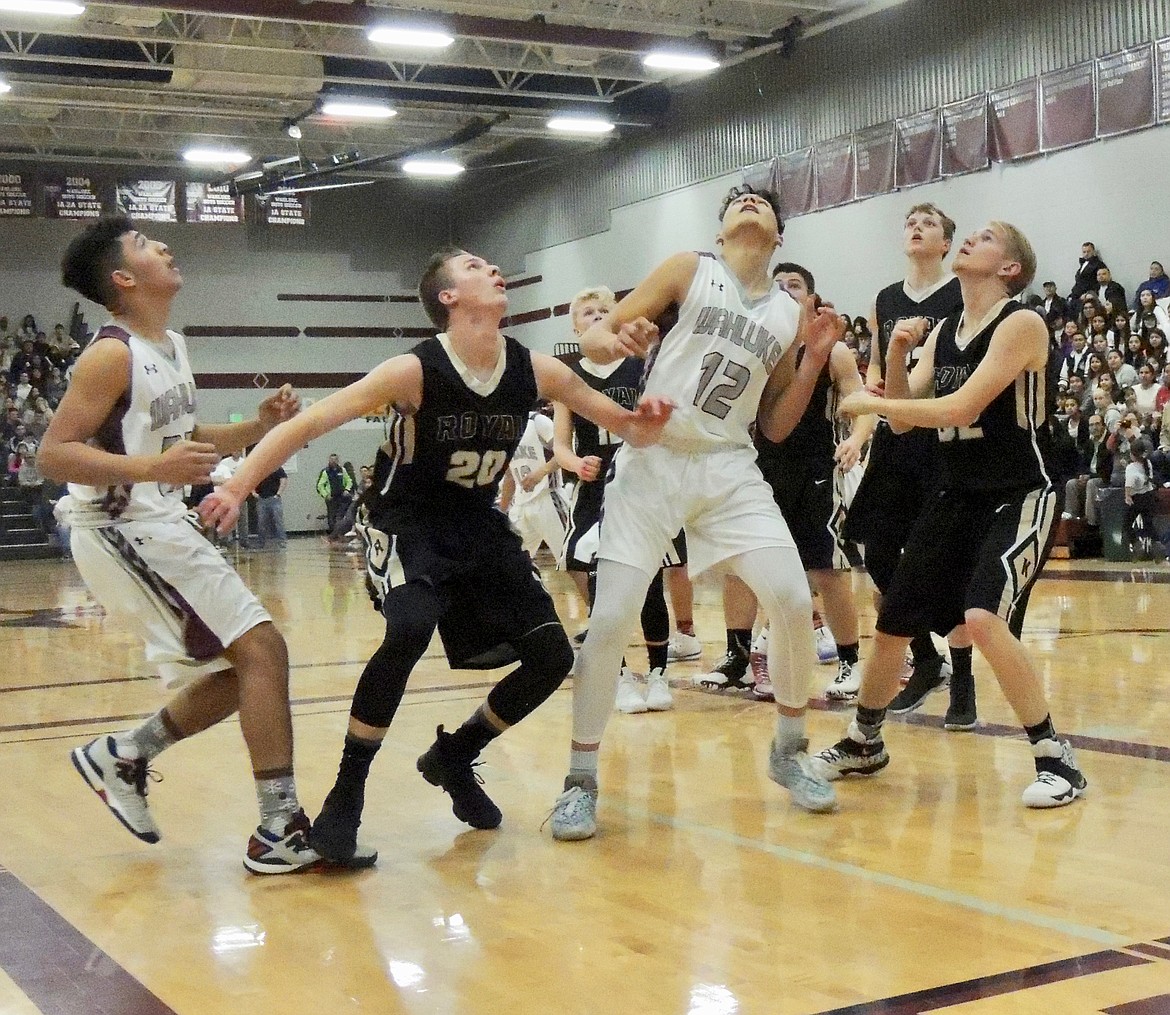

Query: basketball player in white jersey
813 222 1086 808
498 405 567 559
41 215 348 874
548 185 845 840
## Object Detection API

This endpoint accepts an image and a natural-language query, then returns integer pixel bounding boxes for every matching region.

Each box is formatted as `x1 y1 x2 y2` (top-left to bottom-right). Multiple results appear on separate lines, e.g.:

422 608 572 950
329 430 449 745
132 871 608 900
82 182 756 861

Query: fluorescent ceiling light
547 116 614 134
183 147 251 165
367 26 454 49
320 100 396 119
0 1 84 13
271 180 377 196
402 159 464 177
642 52 719 72
0 81 10 94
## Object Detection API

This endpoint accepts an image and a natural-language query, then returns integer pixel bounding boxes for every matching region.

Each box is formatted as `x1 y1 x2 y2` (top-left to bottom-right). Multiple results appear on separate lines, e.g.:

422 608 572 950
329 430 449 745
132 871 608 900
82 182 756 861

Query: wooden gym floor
0 543 1168 1014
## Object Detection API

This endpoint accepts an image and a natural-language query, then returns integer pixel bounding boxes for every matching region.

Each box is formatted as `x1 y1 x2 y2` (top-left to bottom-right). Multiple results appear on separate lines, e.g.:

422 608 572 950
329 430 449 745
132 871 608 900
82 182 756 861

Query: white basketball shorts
599 443 795 578
71 517 272 687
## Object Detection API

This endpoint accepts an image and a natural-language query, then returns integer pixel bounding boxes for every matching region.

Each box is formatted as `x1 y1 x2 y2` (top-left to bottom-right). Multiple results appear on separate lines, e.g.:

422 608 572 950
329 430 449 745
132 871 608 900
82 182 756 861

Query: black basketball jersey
364 335 538 531
933 301 1048 492
755 346 837 469
569 356 642 468
875 276 964 379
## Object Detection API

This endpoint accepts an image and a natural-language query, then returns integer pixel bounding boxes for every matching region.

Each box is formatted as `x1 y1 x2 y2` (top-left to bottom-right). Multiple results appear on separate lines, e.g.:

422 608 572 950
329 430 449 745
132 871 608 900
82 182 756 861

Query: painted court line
622 804 1129 948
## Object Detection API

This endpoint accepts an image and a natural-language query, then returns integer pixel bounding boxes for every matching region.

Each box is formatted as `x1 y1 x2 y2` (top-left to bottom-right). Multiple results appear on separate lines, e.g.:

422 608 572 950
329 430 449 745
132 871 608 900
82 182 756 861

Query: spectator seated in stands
1063 412 1111 525
1134 261 1170 308
1070 241 1105 302
1092 385 1122 433
1068 374 1089 414
5 422 31 458
8 340 34 383
15 315 36 344
1132 363 1161 416
1042 280 1068 321
1095 267 1127 317
1062 395 1089 452
22 396 53 441
1060 330 1090 387
1132 290 1170 340
12 372 30 408
45 367 65 406
1146 329 1167 369
1107 348 1138 389
1125 437 1168 561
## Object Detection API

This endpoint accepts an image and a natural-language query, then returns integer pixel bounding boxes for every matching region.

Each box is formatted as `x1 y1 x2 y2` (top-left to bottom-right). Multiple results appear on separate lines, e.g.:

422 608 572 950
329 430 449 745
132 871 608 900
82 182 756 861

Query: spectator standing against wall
316 452 352 534
1070 242 1105 302
253 465 288 550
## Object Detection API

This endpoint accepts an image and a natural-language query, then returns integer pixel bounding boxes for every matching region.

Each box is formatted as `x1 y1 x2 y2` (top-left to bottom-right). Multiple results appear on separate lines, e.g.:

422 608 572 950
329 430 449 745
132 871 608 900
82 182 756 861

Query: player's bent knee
962 608 1002 643
226 620 287 670
519 622 574 688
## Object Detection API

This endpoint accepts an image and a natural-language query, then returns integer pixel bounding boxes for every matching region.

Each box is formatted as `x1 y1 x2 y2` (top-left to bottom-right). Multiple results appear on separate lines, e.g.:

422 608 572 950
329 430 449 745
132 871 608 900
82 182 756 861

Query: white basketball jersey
642 253 801 451
506 411 555 507
64 324 198 528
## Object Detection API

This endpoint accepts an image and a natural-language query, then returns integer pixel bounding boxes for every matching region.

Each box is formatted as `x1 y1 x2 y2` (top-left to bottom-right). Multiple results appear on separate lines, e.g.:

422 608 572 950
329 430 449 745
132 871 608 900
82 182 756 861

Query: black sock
727 629 752 658
445 707 500 763
910 633 941 665
328 733 381 807
838 642 859 666
855 705 887 739
949 645 973 685
1024 715 1057 745
647 643 668 671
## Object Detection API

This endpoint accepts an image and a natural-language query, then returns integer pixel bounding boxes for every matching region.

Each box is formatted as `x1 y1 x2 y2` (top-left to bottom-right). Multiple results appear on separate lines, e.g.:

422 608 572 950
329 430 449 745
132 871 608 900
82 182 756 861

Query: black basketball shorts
876 484 1057 639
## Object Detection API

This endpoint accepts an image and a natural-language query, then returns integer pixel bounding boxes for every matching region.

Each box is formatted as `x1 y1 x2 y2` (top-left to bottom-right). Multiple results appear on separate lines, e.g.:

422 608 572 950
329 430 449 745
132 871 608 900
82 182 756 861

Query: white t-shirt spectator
1133 383 1160 416
1113 362 1139 388
1126 460 1154 497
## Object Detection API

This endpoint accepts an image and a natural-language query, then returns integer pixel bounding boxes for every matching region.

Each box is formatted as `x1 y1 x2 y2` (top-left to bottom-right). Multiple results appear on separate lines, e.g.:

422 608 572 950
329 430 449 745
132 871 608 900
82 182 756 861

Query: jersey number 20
694 352 751 420
446 449 508 488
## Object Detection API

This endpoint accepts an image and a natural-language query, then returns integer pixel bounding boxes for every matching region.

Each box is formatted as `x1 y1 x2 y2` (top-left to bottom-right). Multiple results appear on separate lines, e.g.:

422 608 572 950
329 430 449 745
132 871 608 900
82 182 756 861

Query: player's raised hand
258 383 301 430
805 303 846 364
612 318 659 360
577 455 603 482
519 470 542 492
889 316 929 350
155 440 218 486
622 395 676 447
198 486 243 535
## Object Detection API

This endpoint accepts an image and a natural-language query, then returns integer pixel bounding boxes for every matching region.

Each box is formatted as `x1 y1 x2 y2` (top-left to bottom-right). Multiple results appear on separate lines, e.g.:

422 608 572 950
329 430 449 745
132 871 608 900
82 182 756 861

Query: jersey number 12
694 352 751 420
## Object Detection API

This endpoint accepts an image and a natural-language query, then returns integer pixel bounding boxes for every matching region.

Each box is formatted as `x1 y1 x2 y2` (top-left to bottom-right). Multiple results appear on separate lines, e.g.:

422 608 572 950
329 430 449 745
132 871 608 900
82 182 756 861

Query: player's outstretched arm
533 354 674 449
199 354 423 534
831 344 868 470
840 313 1045 432
552 401 602 481
579 251 697 363
39 338 217 488
757 303 845 443
193 384 301 456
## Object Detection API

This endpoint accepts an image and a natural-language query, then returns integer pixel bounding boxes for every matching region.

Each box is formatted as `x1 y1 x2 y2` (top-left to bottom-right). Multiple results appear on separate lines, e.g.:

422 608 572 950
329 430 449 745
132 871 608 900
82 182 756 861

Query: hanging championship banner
941 95 990 176
264 192 309 226
186 182 244 224
1096 45 1155 137
895 109 941 188
814 136 855 209
0 173 34 217
1040 62 1096 152
43 174 109 219
1158 38 1170 122
989 79 1040 162
741 157 778 196
854 122 895 199
777 148 815 219
116 179 178 222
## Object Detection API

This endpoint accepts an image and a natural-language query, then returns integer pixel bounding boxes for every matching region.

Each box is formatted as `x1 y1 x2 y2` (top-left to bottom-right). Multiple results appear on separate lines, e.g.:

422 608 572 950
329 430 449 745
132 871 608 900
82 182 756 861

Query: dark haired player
42 216 339 874
813 221 1087 809
200 247 674 862
842 204 976 727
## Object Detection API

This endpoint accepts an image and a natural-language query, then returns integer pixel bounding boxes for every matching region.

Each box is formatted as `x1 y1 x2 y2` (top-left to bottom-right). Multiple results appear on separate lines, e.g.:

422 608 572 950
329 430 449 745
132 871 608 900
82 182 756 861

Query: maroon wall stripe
302 326 433 339
553 302 571 317
1125 943 1170 960
1104 995 1170 1014
0 869 178 1015
502 308 552 327
277 294 389 303
505 275 542 290
184 326 300 338
817 949 1148 1014
193 372 365 389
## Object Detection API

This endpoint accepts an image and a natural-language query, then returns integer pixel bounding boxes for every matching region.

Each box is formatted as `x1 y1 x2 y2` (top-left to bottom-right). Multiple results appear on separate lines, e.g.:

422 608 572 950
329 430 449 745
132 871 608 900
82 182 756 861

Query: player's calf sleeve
350 584 441 729
640 569 670 646
484 621 574 727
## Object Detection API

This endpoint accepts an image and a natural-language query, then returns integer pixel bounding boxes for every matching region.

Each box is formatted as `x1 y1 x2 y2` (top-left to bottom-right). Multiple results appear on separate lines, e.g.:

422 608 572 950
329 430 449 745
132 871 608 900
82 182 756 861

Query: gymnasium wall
453 0 1170 287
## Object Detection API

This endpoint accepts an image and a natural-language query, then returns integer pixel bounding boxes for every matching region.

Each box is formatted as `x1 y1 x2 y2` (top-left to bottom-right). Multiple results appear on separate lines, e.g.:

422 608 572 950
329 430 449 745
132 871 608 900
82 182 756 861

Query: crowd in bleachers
1 313 84 548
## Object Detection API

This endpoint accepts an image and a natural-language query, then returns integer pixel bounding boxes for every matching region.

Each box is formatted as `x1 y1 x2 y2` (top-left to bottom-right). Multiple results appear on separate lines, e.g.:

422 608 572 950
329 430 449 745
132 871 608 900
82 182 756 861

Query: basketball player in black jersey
843 204 976 728
554 286 675 713
200 248 674 861
813 222 1087 809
